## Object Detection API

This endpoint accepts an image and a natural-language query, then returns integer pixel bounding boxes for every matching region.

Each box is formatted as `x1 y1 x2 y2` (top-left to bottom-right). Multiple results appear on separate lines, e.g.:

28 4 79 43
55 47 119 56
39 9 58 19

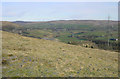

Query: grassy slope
2 21 21 30
2 21 20 27
2 31 118 77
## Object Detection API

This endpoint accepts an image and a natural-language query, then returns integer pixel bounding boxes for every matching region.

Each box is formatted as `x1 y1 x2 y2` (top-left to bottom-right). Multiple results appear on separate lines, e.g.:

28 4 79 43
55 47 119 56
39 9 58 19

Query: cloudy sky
2 2 118 21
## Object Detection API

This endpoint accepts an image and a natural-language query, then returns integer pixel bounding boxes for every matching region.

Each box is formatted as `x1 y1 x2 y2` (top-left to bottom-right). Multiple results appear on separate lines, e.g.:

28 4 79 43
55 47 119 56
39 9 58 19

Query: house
109 38 118 41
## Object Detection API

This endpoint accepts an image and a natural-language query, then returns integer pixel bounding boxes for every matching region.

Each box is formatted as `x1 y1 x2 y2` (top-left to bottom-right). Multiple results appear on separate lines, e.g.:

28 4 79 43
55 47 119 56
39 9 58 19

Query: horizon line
1 19 119 22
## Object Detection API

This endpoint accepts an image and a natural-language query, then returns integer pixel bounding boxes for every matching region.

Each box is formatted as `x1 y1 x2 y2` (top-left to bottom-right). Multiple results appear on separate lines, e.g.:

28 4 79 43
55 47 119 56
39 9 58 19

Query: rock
89 57 92 58
11 56 17 60
91 46 94 48
114 58 117 61
12 58 16 60
62 49 65 51
2 59 7 65
77 71 80 74
20 65 22 67
8 53 13 56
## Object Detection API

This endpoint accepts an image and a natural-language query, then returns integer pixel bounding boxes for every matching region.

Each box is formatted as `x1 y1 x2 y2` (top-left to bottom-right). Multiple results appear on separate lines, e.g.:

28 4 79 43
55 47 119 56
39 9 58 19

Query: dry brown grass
2 31 118 77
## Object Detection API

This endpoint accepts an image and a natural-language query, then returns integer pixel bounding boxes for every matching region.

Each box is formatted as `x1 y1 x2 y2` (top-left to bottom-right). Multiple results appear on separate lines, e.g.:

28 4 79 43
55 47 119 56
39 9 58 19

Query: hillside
13 20 118 26
2 21 118 51
2 21 21 32
11 20 118 51
2 31 118 77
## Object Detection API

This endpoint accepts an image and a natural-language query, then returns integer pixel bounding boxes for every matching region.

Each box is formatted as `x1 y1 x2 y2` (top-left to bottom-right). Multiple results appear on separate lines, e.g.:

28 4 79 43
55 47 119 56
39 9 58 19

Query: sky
2 2 118 21
1 0 120 2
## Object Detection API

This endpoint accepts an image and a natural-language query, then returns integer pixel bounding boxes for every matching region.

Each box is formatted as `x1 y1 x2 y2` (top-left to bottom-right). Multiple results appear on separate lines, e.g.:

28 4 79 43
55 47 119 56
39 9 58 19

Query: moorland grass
2 31 118 77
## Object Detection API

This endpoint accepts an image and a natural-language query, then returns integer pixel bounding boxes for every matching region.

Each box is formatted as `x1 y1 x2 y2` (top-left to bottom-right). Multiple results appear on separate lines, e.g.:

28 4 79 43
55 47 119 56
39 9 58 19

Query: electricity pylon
107 16 110 48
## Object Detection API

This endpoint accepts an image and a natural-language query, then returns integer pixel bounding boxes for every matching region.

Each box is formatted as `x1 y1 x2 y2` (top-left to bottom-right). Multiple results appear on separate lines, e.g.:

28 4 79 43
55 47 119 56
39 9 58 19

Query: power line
107 16 110 48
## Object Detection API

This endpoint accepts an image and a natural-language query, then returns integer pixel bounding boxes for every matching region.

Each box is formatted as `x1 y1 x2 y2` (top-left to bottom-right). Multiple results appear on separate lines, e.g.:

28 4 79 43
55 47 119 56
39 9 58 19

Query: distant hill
2 21 21 32
13 20 118 27
2 31 118 77
13 20 118 31
12 21 33 25
13 21 32 23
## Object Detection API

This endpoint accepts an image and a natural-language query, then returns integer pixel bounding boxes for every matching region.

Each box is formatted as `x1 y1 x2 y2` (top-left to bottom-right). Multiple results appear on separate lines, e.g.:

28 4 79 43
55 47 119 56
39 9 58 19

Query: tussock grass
2 31 118 77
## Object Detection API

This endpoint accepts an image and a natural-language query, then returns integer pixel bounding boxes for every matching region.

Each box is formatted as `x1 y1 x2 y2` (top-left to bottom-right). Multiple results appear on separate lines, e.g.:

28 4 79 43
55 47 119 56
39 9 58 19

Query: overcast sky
1 0 119 2
2 2 118 21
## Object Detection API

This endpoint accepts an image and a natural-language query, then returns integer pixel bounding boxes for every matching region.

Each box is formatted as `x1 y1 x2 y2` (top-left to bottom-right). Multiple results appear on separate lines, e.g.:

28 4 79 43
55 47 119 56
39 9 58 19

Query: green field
2 20 118 51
